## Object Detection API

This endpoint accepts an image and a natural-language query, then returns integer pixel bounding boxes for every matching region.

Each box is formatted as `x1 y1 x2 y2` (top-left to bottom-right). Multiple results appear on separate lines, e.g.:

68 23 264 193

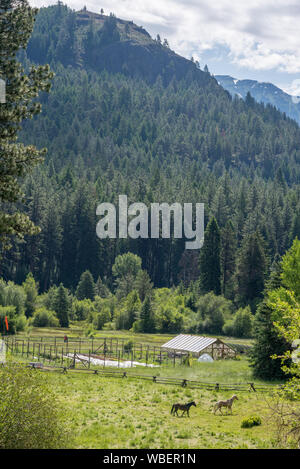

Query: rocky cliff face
216 75 300 124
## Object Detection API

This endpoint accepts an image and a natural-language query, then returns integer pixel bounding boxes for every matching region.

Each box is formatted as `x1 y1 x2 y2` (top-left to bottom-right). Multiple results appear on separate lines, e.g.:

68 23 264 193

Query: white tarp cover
198 353 214 362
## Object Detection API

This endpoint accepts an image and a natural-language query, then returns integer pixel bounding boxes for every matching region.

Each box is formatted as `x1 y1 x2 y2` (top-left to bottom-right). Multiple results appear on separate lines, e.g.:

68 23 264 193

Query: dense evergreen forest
1 4 300 322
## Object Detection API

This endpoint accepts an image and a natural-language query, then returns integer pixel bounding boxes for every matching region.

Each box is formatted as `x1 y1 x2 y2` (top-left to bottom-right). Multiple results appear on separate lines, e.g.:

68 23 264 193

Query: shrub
196 293 233 334
0 364 71 448
124 340 134 353
32 308 59 327
223 306 253 338
232 306 253 338
73 298 95 321
241 416 262 428
93 307 111 330
222 319 234 336
15 315 27 331
0 280 26 315
0 306 17 334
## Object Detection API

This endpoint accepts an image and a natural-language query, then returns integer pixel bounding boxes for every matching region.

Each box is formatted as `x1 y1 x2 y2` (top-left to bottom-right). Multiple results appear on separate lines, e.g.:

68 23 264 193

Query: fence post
249 383 256 392
88 350 91 369
118 350 120 368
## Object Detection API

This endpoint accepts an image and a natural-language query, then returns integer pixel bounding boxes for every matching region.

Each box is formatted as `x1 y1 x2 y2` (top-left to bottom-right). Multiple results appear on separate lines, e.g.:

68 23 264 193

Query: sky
30 0 300 96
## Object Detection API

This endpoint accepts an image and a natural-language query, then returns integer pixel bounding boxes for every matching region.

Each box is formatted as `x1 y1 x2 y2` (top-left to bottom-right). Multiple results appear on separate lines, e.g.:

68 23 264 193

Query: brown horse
171 401 196 417
213 395 238 415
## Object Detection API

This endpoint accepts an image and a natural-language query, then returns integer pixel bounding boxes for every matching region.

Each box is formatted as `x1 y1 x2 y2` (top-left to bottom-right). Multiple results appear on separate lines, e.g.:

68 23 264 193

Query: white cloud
29 0 300 74
282 79 300 97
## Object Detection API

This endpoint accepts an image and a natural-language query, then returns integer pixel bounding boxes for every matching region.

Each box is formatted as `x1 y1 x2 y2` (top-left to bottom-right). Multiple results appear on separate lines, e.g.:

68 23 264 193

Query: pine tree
235 231 267 307
125 290 141 329
250 254 288 380
39 199 62 291
22 272 38 318
95 276 110 298
76 270 95 301
140 296 155 333
290 210 300 246
0 0 53 250
199 217 221 295
54 283 69 327
251 298 288 380
134 270 153 302
221 220 236 298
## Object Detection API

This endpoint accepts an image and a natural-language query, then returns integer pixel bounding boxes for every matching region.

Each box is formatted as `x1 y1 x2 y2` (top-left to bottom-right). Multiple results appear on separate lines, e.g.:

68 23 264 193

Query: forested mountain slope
2 4 300 302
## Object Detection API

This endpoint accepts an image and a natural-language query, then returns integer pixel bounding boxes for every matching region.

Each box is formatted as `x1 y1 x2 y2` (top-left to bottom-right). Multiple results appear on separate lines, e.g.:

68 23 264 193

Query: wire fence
3 335 239 369
2 336 281 394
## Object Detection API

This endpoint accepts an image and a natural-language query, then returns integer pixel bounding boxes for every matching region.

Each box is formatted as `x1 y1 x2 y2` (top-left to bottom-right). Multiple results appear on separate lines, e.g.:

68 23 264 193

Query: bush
73 298 95 321
32 308 59 327
0 280 26 315
196 293 233 334
124 340 134 353
241 416 262 428
222 306 253 338
0 306 17 334
222 319 234 336
93 306 111 330
15 315 27 331
0 364 71 448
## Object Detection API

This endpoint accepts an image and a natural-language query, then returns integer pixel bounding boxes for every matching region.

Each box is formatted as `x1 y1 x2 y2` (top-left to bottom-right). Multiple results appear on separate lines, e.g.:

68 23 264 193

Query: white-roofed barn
161 334 236 360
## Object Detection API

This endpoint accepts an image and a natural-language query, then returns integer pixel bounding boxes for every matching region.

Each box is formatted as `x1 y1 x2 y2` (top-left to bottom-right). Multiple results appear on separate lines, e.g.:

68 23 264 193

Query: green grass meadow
9 328 285 449
49 369 278 449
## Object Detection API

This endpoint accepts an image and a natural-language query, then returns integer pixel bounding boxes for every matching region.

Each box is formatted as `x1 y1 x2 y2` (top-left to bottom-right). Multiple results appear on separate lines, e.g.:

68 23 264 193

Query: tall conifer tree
0 0 53 250
199 217 221 295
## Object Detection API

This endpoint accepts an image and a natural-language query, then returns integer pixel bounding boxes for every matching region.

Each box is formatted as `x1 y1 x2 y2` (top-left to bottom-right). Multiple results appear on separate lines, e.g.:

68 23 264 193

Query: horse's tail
171 405 175 414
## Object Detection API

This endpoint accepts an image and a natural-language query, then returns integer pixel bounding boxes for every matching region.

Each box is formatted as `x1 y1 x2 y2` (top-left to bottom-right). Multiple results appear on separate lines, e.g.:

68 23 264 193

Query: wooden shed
161 334 236 360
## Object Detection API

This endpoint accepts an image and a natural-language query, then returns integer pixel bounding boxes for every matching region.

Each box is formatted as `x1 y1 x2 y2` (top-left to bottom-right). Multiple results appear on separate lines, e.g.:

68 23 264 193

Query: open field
6 328 287 449
40 367 281 449
15 325 254 347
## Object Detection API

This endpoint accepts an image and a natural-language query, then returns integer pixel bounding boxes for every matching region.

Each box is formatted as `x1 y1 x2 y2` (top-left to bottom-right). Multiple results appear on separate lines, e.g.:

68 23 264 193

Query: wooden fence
2 337 280 394
4 336 242 368
22 362 281 393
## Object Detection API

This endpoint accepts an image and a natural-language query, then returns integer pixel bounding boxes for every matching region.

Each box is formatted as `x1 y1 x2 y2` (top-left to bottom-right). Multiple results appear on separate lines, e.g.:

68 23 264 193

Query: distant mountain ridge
216 75 300 125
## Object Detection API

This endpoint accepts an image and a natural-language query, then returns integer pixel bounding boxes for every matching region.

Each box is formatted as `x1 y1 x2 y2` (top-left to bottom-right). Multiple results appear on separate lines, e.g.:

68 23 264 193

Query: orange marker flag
4 316 9 331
